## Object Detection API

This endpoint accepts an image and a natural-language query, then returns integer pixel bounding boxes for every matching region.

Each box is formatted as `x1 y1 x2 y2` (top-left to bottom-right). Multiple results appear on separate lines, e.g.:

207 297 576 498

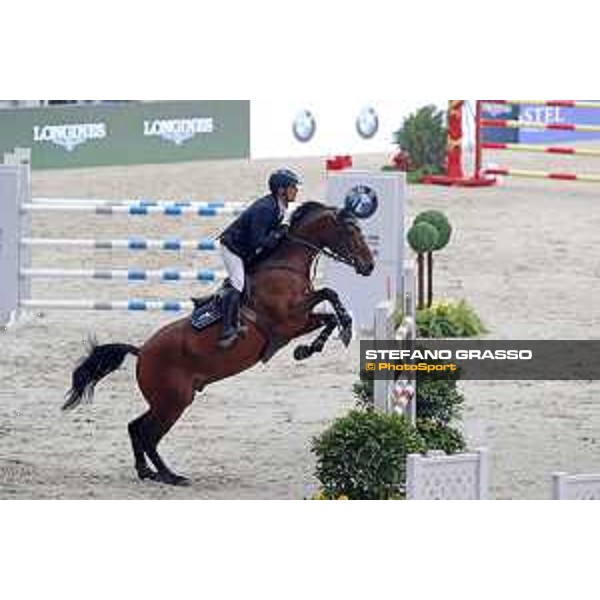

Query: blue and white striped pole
21 237 220 251
21 299 194 312
31 198 240 207
21 268 226 282
22 204 245 217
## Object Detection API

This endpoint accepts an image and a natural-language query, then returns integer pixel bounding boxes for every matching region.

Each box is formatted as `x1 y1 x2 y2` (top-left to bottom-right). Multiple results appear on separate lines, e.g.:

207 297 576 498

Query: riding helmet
268 169 301 194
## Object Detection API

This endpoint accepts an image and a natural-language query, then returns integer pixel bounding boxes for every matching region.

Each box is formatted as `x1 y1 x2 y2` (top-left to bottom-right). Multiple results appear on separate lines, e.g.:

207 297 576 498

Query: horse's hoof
339 314 352 329
294 345 312 361
158 472 191 486
340 327 352 347
171 475 191 487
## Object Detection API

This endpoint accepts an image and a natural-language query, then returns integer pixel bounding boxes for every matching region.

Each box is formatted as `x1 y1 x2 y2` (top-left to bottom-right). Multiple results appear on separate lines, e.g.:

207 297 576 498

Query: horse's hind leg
138 408 191 486
135 337 198 486
128 412 159 481
134 375 196 487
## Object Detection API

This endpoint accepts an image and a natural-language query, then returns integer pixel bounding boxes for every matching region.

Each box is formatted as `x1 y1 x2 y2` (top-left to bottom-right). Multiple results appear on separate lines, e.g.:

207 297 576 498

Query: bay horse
63 201 374 486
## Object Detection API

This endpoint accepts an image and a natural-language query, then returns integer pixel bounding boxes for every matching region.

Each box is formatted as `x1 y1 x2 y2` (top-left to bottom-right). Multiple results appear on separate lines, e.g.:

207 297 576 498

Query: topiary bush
410 210 453 308
408 221 439 309
407 221 439 254
311 409 426 500
414 210 452 251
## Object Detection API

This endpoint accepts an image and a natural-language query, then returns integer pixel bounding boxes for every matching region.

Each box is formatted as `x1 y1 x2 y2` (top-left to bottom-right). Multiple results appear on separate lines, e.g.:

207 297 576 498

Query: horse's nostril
357 261 374 276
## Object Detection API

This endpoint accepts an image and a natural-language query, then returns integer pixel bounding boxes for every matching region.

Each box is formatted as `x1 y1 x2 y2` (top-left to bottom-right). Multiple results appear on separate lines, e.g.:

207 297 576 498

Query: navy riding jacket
219 194 285 264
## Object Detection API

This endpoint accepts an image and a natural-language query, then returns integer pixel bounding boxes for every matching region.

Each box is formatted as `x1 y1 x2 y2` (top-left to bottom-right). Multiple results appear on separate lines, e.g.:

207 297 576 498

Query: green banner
0 101 250 169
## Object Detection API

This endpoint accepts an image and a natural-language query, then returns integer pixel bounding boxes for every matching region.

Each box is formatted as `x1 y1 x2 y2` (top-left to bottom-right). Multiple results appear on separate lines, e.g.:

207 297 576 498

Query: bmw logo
344 185 378 220
356 106 379 139
292 109 316 143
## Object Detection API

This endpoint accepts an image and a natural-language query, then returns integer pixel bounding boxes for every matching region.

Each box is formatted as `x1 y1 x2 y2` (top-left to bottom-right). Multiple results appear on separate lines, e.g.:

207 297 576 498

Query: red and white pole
422 100 495 187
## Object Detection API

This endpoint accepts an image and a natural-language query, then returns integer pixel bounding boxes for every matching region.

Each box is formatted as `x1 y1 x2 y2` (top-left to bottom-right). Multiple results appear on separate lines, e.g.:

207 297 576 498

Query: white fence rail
552 472 600 500
406 448 489 500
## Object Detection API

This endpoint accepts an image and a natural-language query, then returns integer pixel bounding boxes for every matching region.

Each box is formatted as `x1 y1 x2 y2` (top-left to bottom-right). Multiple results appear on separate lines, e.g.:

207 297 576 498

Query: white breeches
220 245 246 292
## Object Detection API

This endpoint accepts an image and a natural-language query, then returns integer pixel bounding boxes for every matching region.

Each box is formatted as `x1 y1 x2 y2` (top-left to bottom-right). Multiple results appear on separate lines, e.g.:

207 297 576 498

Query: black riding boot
218 288 243 349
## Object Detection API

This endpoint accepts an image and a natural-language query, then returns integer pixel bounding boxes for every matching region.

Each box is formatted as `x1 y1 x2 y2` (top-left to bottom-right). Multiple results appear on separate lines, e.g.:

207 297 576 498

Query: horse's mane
289 201 329 229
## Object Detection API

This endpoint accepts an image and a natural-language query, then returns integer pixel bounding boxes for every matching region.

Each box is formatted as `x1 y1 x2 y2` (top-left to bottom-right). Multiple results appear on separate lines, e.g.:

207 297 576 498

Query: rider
217 168 301 349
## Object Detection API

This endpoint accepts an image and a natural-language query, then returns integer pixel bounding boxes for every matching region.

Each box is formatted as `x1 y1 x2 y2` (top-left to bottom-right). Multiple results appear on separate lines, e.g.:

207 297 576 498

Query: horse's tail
63 340 140 410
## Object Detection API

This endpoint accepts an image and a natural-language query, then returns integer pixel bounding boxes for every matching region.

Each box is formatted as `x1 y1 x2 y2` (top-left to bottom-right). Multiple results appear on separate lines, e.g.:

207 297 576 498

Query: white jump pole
0 160 21 326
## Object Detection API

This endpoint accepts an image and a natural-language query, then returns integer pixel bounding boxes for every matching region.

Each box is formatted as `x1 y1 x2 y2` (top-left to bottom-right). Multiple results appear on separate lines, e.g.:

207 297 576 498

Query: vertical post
474 100 483 180
552 472 568 500
416 253 424 309
0 163 21 327
405 453 419 499
4 151 31 317
20 156 31 310
427 252 433 308
373 300 393 412
14 147 32 165
446 100 465 180
403 266 417 425
396 172 407 302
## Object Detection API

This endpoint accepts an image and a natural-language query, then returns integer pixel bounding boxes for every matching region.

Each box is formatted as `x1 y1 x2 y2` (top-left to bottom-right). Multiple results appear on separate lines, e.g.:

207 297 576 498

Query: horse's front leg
303 288 353 346
293 313 338 361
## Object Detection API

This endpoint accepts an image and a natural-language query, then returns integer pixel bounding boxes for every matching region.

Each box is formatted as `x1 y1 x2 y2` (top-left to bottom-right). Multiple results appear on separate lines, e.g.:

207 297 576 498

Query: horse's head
289 202 375 276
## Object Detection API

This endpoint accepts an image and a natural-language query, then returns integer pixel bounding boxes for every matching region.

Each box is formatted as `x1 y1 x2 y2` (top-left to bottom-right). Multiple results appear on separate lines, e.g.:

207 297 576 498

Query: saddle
190 279 289 363
190 282 233 331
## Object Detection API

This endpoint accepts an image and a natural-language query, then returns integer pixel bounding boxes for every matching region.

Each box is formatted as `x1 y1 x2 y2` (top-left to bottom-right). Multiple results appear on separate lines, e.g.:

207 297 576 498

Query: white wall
250 99 447 159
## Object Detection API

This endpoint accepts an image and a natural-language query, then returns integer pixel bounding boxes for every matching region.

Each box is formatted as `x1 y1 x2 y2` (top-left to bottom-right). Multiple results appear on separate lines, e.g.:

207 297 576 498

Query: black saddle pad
190 295 222 331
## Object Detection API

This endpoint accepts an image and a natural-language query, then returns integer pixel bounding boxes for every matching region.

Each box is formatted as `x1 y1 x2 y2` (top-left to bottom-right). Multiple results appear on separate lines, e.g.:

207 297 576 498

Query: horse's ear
338 207 357 223
338 207 351 220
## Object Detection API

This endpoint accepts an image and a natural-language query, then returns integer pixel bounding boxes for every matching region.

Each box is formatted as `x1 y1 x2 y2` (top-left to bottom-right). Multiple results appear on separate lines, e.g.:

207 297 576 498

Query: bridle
285 232 357 269
254 207 366 283
285 207 363 270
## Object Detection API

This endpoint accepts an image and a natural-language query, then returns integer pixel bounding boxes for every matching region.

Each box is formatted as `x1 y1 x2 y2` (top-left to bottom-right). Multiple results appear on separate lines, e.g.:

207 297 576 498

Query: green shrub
414 378 464 424
416 419 466 454
417 299 486 338
352 372 373 409
394 105 447 174
407 221 439 254
311 409 426 500
414 210 452 250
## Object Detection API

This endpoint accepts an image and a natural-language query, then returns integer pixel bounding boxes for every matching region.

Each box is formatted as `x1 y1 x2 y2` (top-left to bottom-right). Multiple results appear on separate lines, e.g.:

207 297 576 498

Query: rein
285 233 356 269
254 233 355 287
